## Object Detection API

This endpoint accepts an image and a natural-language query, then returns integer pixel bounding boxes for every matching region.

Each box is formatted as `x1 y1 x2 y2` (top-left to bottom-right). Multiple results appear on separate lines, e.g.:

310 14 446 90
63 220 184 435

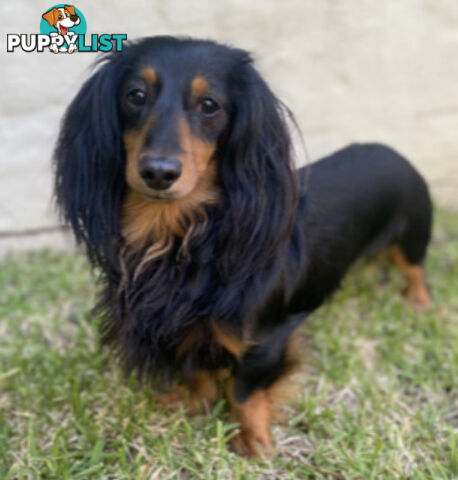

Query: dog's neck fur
121 164 219 262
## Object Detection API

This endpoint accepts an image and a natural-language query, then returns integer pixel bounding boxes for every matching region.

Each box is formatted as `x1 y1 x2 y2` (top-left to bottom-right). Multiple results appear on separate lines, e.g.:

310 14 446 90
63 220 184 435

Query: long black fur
54 36 432 400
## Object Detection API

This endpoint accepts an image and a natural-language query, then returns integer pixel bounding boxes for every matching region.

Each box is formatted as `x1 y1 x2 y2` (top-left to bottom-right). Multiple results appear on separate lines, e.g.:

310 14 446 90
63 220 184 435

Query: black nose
70 14 79 22
138 156 182 190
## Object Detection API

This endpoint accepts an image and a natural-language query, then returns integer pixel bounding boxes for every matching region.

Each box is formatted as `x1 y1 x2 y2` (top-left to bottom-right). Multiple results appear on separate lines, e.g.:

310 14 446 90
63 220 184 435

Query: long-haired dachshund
54 36 432 457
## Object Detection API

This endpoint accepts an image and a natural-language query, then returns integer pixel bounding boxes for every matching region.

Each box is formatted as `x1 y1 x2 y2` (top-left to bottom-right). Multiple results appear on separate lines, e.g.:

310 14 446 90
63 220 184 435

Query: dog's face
55 37 297 261
42 5 80 34
121 49 231 201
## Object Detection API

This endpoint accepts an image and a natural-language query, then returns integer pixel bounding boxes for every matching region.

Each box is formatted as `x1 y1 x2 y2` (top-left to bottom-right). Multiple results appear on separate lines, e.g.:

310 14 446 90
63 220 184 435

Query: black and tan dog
54 36 432 457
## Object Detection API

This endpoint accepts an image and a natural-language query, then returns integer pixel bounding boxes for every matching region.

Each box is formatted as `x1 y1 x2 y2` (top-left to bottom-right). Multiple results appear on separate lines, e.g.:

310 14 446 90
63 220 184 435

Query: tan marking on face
386 245 432 309
141 67 157 85
123 115 216 200
122 115 219 260
123 115 156 198
172 116 216 197
122 163 218 253
191 76 209 97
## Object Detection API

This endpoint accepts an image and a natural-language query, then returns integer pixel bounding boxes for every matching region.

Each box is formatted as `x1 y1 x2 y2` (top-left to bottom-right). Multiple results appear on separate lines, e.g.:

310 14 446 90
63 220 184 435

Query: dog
42 5 80 53
54 36 433 458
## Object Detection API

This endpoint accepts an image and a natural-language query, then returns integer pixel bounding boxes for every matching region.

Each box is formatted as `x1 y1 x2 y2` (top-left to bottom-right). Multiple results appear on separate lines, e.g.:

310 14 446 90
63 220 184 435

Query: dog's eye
127 89 147 107
58 14 63 19
199 97 220 116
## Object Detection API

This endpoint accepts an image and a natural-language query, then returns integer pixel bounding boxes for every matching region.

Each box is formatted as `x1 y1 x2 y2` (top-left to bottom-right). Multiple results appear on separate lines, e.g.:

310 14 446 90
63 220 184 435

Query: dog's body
54 36 432 457
292 144 432 315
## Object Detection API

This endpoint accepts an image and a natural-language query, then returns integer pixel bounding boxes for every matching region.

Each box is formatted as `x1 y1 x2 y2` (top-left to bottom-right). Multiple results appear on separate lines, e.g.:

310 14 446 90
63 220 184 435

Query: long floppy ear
216 51 299 280
65 5 76 16
54 55 127 269
42 8 57 26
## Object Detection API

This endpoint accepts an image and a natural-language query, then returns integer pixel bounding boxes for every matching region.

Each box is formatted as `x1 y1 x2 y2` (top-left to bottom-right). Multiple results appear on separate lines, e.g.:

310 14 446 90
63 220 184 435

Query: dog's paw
230 429 275 459
68 44 77 54
402 288 433 312
403 286 433 311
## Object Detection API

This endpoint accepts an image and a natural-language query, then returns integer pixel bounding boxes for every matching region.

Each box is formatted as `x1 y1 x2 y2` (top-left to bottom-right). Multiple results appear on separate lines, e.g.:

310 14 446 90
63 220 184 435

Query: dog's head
121 56 227 201
54 37 298 270
42 5 80 34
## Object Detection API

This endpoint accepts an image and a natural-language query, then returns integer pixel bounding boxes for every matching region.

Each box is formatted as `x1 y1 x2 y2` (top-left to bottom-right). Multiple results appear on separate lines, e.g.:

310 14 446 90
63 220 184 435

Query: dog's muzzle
138 156 182 190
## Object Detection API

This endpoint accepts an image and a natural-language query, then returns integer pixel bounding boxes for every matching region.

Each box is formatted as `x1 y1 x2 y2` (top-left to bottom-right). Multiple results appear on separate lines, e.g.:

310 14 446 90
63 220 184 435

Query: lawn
0 209 457 479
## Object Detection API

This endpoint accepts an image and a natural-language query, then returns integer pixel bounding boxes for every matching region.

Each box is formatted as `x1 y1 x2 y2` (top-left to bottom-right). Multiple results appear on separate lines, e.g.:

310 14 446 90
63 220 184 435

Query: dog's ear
64 5 76 16
42 8 57 26
54 56 127 269
216 51 299 279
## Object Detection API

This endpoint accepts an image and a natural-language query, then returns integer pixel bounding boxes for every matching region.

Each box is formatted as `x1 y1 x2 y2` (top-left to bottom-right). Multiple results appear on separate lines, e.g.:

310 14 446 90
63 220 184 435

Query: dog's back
288 143 432 313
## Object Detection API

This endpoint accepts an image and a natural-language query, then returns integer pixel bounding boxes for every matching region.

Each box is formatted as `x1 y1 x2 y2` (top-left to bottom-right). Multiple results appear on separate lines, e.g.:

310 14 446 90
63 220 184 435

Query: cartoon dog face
42 5 80 35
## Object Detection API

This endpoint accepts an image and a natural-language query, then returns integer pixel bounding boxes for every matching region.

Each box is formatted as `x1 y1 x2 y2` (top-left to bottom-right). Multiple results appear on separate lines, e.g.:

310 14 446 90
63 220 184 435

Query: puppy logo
40 4 86 53
7 5 126 54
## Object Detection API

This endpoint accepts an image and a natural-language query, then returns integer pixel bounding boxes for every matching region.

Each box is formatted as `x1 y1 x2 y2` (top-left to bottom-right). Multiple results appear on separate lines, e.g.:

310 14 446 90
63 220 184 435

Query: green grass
1 209 457 479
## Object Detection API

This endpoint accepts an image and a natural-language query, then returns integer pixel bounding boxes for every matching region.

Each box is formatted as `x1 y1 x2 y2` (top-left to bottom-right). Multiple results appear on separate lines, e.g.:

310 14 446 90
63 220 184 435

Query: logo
40 4 86 53
7 4 127 54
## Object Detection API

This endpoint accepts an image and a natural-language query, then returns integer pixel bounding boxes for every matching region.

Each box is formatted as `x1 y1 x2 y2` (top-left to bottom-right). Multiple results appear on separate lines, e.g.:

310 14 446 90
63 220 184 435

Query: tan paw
230 429 275 459
403 285 433 311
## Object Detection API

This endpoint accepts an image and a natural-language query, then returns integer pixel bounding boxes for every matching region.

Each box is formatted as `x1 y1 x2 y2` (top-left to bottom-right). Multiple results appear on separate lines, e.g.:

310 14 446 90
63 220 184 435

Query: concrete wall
1 0 457 255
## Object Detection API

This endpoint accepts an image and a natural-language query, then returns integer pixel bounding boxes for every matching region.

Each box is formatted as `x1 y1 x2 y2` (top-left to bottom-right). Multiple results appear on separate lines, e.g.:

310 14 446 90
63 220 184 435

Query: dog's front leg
225 316 303 458
226 376 275 458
